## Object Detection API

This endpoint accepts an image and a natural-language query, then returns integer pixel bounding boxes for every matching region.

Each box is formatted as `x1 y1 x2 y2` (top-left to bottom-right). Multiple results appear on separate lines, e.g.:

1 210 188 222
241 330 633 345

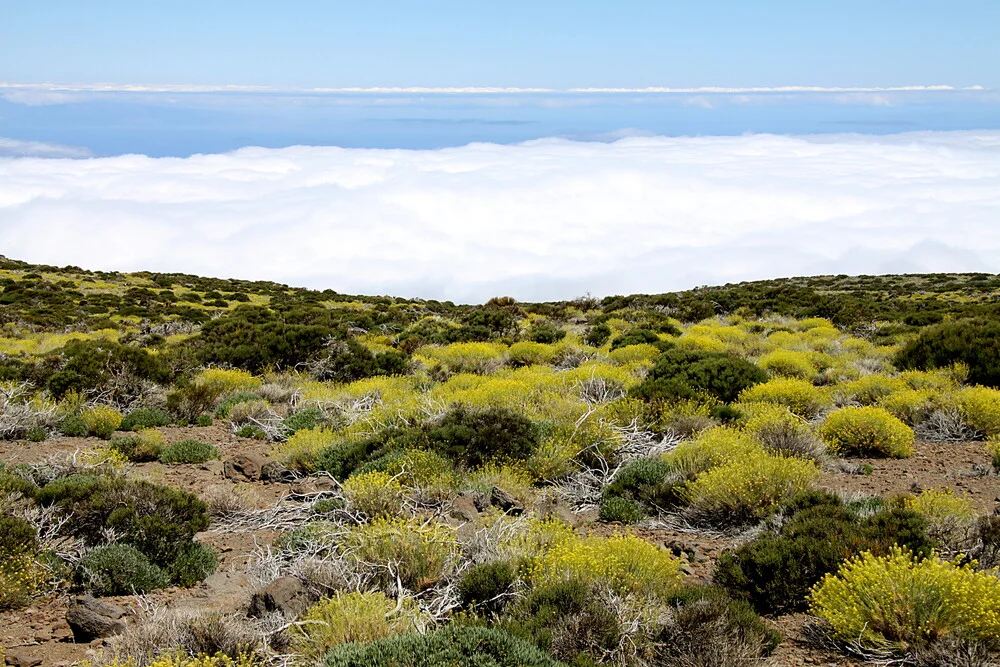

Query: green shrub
76 543 170 595
322 626 564 667
59 413 89 437
714 493 934 615
600 457 680 522
527 322 567 344
282 406 326 433
167 542 218 587
195 413 213 426
158 439 220 464
598 496 645 524
0 514 37 559
504 579 619 664
120 406 171 431
584 323 612 347
109 428 165 462
655 585 781 665
214 392 262 418
0 517 45 611
37 475 210 568
631 349 767 403
609 329 672 351
425 406 539 469
458 561 517 616
894 319 1000 388
819 406 914 458
81 404 123 439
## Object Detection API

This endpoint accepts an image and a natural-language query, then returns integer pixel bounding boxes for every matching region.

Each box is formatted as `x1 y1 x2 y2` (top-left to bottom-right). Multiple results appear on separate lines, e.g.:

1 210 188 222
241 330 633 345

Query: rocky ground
2 428 997 667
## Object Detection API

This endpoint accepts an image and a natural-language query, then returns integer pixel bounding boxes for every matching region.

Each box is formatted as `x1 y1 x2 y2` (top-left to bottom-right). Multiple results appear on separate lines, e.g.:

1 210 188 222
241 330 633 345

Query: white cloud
0 131 998 303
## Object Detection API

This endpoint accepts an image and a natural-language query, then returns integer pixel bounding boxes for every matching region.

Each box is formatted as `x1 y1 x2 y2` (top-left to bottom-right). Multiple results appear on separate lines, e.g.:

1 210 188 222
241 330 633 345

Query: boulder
536 496 581 527
4 649 42 667
260 460 294 482
489 486 524 515
449 492 480 523
223 453 267 481
65 595 127 642
248 576 314 620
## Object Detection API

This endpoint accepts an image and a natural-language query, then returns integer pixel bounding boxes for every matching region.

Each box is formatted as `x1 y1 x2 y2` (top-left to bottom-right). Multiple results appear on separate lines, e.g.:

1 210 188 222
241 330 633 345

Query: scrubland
2 257 1000 666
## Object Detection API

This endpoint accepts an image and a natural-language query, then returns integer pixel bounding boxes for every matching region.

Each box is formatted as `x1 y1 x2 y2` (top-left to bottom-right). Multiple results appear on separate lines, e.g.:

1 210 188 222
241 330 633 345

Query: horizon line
0 82 989 95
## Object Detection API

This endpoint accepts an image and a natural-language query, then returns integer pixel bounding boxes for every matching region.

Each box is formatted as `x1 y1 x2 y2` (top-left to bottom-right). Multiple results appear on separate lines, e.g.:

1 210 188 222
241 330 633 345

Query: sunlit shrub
758 350 818 379
738 378 830 418
417 342 507 375
835 374 906 406
81 404 123 439
527 532 683 599
102 653 262 667
715 492 934 615
466 462 535 508
952 385 1000 438
507 341 557 367
271 427 336 472
682 451 819 524
607 343 661 366
342 471 406 518
988 439 1000 472
819 406 914 458
662 427 761 479
742 403 825 460
291 591 427 662
0 515 46 611
905 488 978 551
194 368 262 401
809 547 1000 651
358 448 456 489
110 427 165 462
342 518 459 592
876 388 937 425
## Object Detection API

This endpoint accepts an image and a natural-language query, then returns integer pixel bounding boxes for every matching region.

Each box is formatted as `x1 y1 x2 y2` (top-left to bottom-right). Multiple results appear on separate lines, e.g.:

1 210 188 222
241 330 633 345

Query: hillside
2 257 1000 667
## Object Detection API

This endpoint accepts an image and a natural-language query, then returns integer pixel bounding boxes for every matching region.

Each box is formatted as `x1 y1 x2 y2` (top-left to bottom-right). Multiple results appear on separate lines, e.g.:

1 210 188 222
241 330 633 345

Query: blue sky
2 0 997 89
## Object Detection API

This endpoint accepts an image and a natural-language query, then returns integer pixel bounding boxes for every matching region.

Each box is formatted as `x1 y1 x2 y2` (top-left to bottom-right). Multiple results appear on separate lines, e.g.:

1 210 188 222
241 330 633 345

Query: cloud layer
1 131 999 302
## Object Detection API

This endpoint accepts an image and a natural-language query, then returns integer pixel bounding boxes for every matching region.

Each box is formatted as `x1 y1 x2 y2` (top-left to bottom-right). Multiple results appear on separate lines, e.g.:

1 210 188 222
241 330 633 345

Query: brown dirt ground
1 432 996 666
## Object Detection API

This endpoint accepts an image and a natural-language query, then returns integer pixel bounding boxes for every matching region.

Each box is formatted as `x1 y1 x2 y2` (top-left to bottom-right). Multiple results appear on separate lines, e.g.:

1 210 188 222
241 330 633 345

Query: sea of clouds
1 130 999 303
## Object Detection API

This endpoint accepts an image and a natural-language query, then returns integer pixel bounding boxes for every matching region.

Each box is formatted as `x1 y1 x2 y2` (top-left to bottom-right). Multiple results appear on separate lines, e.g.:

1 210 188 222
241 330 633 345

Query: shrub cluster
714 492 934 614
631 349 767 404
819 406 915 458
36 475 214 591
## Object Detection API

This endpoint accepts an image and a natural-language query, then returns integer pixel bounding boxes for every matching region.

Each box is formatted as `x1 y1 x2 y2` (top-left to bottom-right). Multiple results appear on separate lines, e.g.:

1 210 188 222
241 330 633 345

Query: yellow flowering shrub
738 378 831 418
905 488 978 549
378 449 456 489
897 369 959 392
507 341 558 366
416 342 507 374
662 427 762 479
607 343 661 366
876 388 937 425
0 553 47 611
757 350 818 379
834 375 906 406
342 518 459 591
809 547 1000 650
270 427 336 471
291 591 428 662
528 532 684 599
988 439 1000 472
342 471 406 518
952 386 1000 438
682 450 819 522
194 368 262 399
100 654 262 667
467 462 535 507
819 406 914 458
81 404 123 439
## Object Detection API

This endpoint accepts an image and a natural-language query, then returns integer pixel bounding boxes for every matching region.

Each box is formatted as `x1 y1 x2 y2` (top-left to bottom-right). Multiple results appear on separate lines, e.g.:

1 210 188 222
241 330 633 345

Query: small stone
489 486 524 515
66 595 127 642
4 650 43 667
449 493 480 523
